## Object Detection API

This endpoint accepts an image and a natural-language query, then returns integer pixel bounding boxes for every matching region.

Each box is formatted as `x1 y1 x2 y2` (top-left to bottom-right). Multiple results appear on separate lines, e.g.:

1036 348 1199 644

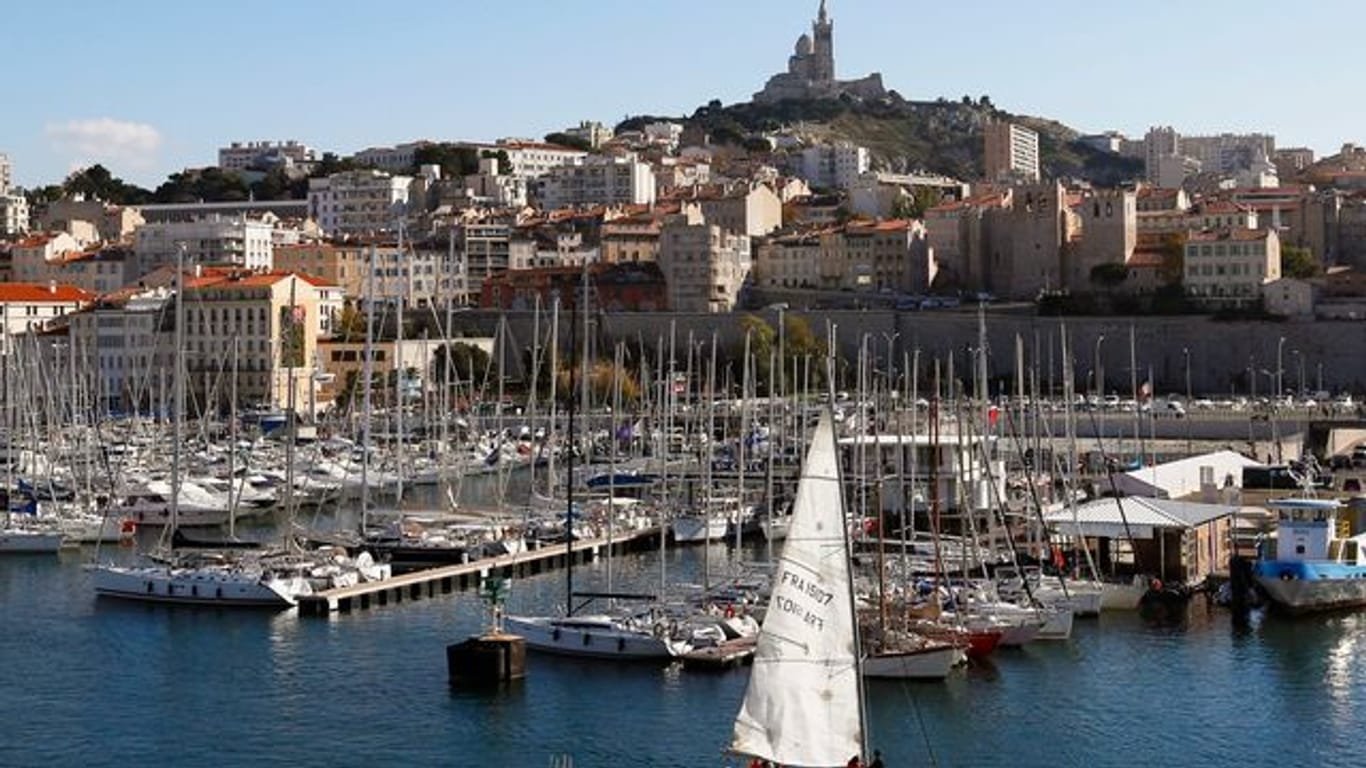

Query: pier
297 527 664 617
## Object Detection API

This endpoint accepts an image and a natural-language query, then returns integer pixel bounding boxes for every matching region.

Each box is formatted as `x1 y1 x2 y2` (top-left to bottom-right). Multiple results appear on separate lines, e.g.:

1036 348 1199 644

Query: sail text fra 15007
730 414 864 767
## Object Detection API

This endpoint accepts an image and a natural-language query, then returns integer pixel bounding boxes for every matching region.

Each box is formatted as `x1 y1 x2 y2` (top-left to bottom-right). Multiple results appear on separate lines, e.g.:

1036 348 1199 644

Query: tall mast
171 244 186 541
394 224 406 505
360 245 377 530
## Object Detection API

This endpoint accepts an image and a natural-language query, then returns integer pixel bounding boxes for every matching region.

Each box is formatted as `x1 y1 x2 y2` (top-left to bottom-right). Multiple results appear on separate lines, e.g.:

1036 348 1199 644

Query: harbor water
2 530 1364 767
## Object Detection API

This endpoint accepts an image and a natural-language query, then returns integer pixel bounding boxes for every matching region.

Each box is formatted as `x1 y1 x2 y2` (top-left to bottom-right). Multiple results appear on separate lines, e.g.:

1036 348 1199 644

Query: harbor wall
448 310 1362 397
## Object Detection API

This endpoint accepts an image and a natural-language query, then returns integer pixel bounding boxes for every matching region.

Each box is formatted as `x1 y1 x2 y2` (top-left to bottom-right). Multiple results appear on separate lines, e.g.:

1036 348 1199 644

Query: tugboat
1253 498 1366 614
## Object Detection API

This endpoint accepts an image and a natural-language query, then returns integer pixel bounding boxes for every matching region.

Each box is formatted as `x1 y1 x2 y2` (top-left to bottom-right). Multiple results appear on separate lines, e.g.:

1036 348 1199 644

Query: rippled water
2 535 1363 767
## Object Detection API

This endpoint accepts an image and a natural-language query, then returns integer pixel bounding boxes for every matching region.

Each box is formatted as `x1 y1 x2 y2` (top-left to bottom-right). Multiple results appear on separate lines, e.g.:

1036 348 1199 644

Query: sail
730 414 862 767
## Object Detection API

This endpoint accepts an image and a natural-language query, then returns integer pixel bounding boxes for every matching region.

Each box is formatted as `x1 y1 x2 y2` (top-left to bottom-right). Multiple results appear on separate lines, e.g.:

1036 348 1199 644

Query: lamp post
1276 336 1286 403
1093 334 1106 398
1183 347 1192 456
1292 350 1304 400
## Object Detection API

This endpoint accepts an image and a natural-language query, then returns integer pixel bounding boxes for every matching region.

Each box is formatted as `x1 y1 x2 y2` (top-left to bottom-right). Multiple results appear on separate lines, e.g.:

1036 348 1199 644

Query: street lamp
1093 335 1106 398
1276 336 1286 402
1183 347 1193 456
1292 349 1304 399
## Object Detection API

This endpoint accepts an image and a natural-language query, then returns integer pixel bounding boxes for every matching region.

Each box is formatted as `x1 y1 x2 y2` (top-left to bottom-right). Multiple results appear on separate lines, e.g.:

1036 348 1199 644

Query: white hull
504 615 686 660
996 620 1042 647
1100 581 1146 611
1035 609 1075 641
671 516 729 544
1256 576 1366 614
862 646 960 679
0 530 63 553
91 564 309 608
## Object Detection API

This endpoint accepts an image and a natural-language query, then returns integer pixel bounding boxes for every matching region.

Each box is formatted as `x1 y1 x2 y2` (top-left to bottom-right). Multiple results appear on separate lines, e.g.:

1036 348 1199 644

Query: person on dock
869 750 884 768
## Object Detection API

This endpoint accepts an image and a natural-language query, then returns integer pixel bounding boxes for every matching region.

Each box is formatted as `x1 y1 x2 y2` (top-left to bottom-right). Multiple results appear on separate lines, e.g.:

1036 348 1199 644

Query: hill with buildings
618 95 1141 189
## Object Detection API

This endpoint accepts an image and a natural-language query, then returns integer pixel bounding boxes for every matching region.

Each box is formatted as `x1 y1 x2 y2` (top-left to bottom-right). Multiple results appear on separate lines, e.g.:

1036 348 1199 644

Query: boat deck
297 527 663 617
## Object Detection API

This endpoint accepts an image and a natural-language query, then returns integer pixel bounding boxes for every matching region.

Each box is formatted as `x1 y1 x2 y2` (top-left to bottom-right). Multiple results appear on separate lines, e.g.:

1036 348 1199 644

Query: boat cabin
1266 499 1366 566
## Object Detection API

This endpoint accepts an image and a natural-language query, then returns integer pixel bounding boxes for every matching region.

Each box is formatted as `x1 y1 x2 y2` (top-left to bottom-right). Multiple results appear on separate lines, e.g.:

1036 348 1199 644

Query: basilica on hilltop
753 1 887 104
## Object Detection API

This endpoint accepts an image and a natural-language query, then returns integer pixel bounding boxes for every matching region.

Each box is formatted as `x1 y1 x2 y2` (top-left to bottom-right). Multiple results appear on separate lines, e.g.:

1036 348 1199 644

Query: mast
171 244 186 542
360 245 377 530
394 224 406 505
228 335 238 540
283 276 301 551
564 298 579 616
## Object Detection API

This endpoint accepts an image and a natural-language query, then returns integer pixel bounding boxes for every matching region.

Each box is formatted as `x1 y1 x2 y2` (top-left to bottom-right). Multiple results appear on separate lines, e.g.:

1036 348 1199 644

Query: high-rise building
983 122 1041 183
0 152 12 192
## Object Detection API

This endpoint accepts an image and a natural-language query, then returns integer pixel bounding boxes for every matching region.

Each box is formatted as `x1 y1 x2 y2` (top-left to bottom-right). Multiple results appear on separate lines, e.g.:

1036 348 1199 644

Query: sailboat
730 412 868 767
505 271 688 660
90 251 313 608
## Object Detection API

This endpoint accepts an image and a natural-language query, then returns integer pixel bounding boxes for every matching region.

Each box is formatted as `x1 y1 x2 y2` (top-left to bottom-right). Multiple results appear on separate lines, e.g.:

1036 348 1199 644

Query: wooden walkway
296 527 664 617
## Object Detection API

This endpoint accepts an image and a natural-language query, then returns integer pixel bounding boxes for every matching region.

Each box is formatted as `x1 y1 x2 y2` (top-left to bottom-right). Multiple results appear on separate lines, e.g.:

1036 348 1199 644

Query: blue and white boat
1254 498 1366 614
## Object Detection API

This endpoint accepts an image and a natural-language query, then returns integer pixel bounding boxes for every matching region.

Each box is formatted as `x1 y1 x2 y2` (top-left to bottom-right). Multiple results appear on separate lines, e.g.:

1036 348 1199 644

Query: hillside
619 96 1141 187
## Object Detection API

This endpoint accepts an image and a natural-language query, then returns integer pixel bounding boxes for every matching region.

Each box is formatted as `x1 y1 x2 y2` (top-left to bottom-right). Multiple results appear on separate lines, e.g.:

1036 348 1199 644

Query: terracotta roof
0 282 95 303
1127 251 1166 268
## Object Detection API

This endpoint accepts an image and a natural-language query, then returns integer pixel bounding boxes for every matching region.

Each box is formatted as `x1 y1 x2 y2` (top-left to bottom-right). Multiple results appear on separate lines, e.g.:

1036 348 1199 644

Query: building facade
983 121 1041 183
656 217 752 312
535 156 656 210
799 143 870 190
308 171 412 237
1184 229 1281 308
218 140 317 171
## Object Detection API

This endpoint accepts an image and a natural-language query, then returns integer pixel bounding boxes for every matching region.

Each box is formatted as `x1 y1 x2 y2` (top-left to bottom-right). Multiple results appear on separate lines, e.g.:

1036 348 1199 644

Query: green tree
413 143 480 177
153 167 251 203
63 165 151 205
1281 245 1321 279
543 132 593 152
1089 262 1129 289
433 342 494 388
1158 232 1187 285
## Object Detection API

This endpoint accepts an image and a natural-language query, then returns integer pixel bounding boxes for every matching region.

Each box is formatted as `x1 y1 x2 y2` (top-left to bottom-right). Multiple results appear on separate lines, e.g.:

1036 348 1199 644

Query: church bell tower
811 0 835 83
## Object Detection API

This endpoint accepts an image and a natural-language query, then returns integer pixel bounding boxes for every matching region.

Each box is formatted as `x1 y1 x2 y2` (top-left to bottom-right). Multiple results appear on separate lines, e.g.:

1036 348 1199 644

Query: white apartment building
0 282 96 354
644 122 684 150
352 141 430 173
1184 228 1281 308
15 246 133 296
799 142 870 190
67 287 173 412
536 155 656 210
1 191 29 236
308 170 412 237
0 152 10 193
478 141 587 180
657 217 752 312
508 231 599 271
984 121 1041 183
754 229 829 289
134 215 275 276
369 245 447 308
218 140 317 171
462 157 528 208
9 232 82 282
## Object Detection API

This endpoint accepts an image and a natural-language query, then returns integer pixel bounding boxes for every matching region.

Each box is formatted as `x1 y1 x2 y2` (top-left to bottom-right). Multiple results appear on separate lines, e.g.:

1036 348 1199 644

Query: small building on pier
1043 497 1240 584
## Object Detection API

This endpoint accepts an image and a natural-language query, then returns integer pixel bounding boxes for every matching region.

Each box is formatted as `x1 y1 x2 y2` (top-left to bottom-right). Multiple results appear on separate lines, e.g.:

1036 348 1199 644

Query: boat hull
91 565 306 608
0 530 63 553
671 516 729 544
862 646 960 680
1255 561 1366 614
504 615 684 660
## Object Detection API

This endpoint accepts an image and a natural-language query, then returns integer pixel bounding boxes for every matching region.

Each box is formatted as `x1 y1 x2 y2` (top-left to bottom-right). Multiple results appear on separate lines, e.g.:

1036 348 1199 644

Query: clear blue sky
4 0 1361 188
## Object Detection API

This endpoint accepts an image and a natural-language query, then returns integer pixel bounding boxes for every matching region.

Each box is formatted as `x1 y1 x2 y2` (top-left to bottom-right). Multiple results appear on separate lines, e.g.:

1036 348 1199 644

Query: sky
4 0 1363 188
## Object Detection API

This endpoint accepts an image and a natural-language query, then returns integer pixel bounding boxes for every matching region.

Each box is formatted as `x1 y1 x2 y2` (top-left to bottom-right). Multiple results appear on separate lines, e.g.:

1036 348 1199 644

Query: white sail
731 414 863 767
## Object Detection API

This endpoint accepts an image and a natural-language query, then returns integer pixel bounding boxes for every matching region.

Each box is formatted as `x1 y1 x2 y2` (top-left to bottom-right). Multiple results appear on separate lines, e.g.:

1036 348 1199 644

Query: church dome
795 33 813 55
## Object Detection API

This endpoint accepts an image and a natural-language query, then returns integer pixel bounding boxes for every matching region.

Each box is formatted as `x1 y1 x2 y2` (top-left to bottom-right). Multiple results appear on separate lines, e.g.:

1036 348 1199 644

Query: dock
297 526 664 617
682 637 757 671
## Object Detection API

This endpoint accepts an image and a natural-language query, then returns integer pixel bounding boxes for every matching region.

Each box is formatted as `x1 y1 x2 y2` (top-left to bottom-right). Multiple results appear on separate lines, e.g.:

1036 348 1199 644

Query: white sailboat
91 250 312 609
730 413 867 767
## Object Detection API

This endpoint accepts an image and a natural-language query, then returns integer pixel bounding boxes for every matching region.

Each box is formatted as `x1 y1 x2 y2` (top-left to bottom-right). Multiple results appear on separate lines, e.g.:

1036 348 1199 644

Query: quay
297 526 664 617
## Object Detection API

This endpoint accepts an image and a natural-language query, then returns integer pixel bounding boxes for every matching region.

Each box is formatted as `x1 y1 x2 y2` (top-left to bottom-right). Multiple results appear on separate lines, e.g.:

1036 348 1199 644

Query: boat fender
725 604 735 619
1280 571 1295 581
552 628 561 641
617 637 626 653
146 581 153 594
191 586 198 598
583 634 592 646
216 587 223 599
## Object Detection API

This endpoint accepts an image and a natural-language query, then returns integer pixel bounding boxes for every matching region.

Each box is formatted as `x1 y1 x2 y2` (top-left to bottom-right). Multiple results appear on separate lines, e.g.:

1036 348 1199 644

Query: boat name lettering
771 594 825 632
779 570 835 607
